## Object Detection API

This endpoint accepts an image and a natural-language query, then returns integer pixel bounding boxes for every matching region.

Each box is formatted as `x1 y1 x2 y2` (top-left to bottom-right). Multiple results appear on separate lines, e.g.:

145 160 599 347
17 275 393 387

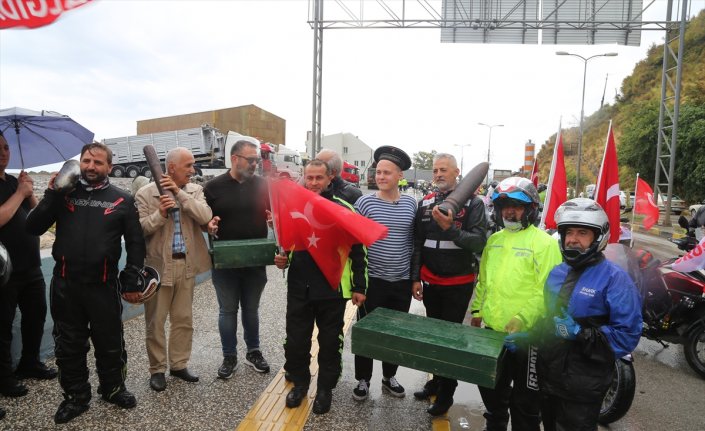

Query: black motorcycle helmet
491 177 540 229
118 265 161 305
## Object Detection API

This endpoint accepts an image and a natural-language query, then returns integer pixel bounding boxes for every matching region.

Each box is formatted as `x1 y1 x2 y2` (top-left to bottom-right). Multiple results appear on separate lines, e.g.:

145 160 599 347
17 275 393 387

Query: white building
305 132 374 183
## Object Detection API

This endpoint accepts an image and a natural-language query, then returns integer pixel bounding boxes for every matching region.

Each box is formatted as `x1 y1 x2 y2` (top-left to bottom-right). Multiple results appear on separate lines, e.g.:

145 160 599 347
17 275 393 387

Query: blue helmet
491 177 540 228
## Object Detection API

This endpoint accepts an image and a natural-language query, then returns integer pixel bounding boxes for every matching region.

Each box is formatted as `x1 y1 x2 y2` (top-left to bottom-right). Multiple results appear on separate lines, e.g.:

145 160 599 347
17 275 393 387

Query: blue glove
554 312 581 340
503 332 529 353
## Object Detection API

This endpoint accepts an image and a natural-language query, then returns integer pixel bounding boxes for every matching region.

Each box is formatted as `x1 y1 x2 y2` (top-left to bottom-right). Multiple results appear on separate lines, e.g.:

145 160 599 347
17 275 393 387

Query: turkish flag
530 158 539 187
672 237 705 272
635 178 660 230
271 179 387 289
540 130 567 230
0 0 93 29
595 123 622 243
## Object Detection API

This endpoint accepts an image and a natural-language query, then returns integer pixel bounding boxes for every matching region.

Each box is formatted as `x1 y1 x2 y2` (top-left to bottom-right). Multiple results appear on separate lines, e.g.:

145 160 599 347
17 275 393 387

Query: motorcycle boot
54 392 91 424
427 392 454 416
100 384 137 409
482 411 510 431
413 378 438 400
427 378 456 416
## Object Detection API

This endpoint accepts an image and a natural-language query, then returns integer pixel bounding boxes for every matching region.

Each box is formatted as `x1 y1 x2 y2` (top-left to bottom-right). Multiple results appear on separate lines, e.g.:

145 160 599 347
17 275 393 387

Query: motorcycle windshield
604 244 643 287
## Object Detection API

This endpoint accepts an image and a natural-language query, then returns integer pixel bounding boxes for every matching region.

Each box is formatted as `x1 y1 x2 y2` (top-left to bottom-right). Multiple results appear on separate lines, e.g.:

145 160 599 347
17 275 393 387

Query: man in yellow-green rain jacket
469 177 562 431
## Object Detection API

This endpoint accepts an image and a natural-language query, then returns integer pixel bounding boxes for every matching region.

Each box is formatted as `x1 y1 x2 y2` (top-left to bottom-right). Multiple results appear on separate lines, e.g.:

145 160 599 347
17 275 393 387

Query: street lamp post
478 123 504 185
453 143 472 178
555 51 618 192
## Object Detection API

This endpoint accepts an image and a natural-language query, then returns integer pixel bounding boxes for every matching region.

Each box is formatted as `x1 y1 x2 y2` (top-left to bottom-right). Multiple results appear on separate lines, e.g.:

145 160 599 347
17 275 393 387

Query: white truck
103 125 226 178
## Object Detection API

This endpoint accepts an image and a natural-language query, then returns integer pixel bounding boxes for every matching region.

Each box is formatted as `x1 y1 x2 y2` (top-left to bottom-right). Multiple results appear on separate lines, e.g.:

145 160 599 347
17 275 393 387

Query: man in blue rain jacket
533 198 641 431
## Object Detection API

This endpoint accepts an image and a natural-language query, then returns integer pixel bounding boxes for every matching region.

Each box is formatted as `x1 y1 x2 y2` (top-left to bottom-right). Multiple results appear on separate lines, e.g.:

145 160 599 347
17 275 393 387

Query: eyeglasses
235 154 261 165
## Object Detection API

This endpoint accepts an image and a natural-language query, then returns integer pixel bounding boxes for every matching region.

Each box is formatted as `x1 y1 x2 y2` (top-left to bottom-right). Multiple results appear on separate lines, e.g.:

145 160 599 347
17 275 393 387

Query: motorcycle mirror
678 215 689 229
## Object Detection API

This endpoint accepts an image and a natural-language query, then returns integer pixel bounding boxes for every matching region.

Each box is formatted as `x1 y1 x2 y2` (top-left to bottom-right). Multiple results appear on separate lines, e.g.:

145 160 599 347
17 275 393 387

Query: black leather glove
118 264 142 293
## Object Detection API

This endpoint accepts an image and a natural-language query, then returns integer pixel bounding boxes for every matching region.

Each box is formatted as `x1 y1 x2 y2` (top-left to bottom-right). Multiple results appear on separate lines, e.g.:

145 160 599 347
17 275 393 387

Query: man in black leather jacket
274 159 367 416
410 153 488 415
26 143 146 424
315 149 362 205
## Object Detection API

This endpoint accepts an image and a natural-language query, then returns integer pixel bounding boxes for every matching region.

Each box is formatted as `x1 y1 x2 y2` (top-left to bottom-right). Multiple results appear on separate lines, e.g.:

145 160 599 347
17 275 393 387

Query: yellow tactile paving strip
431 415 451 431
237 302 359 431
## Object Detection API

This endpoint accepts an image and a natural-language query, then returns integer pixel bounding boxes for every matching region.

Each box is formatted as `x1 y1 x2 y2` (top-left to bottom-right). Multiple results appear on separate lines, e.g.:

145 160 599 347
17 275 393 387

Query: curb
631 224 682 240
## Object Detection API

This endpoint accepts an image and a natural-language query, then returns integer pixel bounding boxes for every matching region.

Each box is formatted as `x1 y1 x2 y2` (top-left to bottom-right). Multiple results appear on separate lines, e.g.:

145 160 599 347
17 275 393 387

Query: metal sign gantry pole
653 0 689 227
310 0 324 159
310 0 687 215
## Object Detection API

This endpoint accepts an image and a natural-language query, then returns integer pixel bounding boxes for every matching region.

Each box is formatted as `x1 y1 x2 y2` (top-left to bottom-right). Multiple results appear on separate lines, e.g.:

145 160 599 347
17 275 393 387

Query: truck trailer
103 125 225 178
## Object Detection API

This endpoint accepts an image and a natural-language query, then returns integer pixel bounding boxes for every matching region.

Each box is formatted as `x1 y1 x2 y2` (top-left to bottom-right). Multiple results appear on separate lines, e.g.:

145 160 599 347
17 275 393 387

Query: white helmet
0 242 11 287
555 198 610 267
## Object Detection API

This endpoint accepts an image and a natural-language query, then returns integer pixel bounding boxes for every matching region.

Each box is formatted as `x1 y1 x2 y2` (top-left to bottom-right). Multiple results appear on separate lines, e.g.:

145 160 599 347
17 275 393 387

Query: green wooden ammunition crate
351 308 506 388
211 239 277 269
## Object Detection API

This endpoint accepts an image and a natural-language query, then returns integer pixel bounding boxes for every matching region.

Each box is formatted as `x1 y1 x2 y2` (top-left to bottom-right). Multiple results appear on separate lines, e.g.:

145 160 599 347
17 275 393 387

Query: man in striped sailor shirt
352 145 416 402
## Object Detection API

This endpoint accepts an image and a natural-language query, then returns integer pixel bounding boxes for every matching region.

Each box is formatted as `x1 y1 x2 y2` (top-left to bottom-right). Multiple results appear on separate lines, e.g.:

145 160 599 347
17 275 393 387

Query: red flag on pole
271 179 387 289
540 127 567 230
0 0 93 29
530 158 539 187
595 122 621 243
634 177 660 230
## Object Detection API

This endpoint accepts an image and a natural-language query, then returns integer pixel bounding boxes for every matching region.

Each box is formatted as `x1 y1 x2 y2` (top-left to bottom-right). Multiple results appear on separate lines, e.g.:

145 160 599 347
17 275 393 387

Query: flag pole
630 173 639 248
595 119 613 200
539 119 562 230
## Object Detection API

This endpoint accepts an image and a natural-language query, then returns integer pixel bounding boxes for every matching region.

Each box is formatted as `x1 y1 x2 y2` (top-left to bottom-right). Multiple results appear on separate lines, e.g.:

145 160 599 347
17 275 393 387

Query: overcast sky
2 0 703 174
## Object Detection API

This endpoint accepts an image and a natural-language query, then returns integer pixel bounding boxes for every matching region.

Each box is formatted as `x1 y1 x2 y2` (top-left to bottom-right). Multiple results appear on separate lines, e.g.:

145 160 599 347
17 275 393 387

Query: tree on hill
538 9 705 203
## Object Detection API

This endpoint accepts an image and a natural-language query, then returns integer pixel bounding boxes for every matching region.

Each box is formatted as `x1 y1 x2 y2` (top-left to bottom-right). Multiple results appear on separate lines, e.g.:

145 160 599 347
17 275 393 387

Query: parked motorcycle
649 216 705 377
599 218 705 423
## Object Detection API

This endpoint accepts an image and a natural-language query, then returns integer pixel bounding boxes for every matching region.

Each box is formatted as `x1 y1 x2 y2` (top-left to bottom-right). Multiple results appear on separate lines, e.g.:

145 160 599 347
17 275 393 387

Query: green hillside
535 9 705 203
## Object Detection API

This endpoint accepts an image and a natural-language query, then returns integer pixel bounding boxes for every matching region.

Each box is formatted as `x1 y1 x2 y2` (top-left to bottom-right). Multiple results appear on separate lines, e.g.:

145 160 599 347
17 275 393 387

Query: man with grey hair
135 147 212 392
315 148 362 205
410 153 488 416
204 140 271 379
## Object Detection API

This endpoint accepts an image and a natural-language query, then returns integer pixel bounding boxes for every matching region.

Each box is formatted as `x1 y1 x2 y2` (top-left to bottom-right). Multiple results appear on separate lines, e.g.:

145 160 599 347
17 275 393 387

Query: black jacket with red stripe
26 182 146 284
411 190 488 283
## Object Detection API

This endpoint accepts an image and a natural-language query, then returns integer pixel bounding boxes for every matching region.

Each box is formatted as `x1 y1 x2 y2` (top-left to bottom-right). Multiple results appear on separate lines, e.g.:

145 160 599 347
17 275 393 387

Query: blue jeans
211 267 267 356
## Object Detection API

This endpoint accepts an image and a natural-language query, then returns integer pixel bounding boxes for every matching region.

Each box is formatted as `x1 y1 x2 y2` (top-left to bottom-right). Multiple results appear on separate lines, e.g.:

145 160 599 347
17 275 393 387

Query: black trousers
478 345 541 431
354 278 412 381
0 267 47 384
284 293 346 390
422 281 474 398
50 277 127 397
541 394 602 431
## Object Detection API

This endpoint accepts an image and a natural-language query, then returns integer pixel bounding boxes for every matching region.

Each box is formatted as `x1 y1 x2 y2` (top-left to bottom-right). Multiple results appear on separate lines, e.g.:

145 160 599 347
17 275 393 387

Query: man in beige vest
135 147 212 392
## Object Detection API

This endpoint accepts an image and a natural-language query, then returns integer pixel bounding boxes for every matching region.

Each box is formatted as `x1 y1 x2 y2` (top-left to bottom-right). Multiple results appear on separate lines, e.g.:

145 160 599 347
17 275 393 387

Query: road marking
431 415 451 431
236 302 358 431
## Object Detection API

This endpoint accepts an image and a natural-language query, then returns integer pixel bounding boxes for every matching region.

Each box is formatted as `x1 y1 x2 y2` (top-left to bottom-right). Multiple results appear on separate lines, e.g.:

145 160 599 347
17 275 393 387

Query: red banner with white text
0 0 92 29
